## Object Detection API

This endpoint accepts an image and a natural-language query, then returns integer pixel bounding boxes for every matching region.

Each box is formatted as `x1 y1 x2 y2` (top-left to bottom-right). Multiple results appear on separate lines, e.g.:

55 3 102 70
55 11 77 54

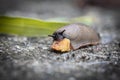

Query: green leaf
0 16 94 37
0 16 69 36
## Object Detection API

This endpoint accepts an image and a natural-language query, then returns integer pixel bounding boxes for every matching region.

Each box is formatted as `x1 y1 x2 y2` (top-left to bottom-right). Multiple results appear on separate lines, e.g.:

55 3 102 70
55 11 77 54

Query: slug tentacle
49 30 66 41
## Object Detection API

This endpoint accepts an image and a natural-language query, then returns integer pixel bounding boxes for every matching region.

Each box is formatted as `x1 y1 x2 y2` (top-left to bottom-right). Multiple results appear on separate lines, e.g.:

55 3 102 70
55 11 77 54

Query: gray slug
49 23 100 50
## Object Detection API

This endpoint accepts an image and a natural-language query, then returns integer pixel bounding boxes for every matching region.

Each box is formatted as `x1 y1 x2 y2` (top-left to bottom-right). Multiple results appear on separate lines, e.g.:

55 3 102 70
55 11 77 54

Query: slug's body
49 23 100 52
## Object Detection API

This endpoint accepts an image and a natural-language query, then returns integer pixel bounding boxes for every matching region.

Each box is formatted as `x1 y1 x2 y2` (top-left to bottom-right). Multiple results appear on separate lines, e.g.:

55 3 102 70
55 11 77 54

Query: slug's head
49 30 66 41
49 29 71 52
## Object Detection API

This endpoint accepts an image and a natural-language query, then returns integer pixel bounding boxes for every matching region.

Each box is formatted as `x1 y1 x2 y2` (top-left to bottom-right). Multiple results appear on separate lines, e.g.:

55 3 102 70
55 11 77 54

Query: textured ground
0 34 120 80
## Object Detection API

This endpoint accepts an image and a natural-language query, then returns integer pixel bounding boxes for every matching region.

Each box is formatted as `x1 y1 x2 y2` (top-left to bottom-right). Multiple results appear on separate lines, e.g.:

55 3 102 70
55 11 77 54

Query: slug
49 23 100 52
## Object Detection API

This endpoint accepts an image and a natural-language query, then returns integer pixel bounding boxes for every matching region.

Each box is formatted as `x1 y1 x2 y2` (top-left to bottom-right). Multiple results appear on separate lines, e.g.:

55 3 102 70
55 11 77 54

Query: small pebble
42 46 48 50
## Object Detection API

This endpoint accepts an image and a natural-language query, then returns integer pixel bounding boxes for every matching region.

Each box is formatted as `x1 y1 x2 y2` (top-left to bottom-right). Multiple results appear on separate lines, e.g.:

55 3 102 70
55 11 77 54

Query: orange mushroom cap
51 38 71 52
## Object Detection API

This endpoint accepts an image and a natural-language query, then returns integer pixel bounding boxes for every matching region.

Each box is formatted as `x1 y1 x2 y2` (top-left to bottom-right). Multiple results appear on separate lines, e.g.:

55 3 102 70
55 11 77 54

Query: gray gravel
0 34 120 80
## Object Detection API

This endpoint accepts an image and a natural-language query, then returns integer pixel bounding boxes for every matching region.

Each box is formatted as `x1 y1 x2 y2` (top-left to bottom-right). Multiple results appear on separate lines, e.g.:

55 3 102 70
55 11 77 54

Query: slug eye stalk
48 30 66 41
60 30 66 35
48 35 55 37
